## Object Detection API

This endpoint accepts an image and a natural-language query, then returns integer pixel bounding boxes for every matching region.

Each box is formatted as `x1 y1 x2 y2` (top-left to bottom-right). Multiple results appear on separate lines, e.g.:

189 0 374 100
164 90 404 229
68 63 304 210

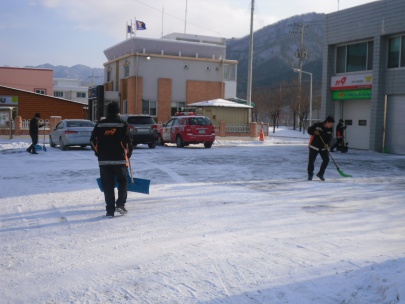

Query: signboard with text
331 73 373 91
333 89 372 100
88 87 98 99
0 96 18 105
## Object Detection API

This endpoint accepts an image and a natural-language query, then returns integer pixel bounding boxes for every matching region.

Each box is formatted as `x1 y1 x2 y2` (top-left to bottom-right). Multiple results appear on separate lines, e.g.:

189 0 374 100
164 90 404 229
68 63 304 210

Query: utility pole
88 70 100 87
247 0 254 122
289 18 308 130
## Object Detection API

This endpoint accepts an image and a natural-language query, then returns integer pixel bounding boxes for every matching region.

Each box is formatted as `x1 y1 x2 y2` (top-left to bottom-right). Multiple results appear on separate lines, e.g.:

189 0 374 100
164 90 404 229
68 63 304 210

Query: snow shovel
94 143 150 194
42 123 47 152
319 135 352 178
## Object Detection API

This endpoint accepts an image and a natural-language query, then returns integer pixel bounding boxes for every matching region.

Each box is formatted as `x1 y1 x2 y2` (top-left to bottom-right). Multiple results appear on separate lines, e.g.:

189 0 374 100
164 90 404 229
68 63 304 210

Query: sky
0 0 379 69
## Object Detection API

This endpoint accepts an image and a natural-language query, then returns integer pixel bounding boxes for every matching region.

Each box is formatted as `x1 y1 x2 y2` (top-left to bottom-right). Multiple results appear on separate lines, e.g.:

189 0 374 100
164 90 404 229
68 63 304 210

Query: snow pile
0 139 31 150
338 258 405 303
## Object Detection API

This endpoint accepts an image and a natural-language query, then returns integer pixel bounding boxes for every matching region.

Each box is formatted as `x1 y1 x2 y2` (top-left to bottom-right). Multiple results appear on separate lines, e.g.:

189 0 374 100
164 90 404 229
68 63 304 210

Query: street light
294 68 312 127
146 54 151 60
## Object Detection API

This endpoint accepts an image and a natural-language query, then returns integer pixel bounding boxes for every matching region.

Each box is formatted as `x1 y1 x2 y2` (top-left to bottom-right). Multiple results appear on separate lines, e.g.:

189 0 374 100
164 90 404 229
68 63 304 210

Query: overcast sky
0 0 378 69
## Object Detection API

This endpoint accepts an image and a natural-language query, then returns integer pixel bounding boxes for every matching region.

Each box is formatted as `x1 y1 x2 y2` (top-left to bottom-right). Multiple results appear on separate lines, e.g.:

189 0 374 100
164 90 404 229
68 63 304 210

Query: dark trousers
331 138 343 151
307 148 329 177
100 165 128 214
28 134 38 152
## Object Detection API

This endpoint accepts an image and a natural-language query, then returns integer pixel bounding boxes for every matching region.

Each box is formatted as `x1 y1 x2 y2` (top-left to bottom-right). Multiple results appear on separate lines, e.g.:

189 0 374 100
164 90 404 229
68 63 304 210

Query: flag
127 25 134 34
136 21 146 30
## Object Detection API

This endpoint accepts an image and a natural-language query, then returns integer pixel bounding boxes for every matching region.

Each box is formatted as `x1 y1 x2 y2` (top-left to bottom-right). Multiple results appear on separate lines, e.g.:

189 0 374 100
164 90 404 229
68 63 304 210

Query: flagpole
184 0 187 34
126 22 128 39
130 19 133 37
162 7 164 38
135 17 137 37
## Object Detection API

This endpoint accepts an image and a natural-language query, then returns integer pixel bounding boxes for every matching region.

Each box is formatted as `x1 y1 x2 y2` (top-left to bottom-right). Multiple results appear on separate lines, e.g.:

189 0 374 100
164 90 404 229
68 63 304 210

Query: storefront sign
331 73 373 90
0 96 18 105
333 89 372 100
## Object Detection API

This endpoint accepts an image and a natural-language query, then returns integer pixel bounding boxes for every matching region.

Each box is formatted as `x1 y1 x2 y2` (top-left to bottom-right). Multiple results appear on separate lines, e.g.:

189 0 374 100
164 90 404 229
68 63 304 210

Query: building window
124 65 129 77
336 41 373 73
107 71 111 82
224 63 236 81
76 92 86 98
54 91 63 97
171 101 186 116
142 99 157 116
388 36 403 69
35 89 46 94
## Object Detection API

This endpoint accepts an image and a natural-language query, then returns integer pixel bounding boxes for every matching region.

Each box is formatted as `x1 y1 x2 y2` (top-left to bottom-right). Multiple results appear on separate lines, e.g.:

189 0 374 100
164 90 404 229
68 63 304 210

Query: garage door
343 99 371 150
385 95 405 155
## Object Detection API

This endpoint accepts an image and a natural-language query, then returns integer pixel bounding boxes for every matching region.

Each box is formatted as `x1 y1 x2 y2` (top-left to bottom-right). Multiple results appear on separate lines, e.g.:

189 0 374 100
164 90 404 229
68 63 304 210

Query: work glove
314 130 320 136
94 151 98 157
127 150 132 159
324 144 329 149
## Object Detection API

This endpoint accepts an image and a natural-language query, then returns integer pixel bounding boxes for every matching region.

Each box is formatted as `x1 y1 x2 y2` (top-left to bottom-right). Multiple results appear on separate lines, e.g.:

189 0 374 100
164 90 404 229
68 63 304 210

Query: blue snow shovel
42 124 47 152
96 156 150 194
96 171 150 194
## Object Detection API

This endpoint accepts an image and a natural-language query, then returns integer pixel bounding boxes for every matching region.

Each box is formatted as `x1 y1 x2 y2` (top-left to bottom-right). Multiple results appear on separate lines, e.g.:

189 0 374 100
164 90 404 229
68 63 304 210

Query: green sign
333 89 372 100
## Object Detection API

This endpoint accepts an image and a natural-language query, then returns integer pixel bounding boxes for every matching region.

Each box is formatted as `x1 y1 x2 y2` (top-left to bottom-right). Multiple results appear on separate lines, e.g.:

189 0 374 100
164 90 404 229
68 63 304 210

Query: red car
157 114 215 148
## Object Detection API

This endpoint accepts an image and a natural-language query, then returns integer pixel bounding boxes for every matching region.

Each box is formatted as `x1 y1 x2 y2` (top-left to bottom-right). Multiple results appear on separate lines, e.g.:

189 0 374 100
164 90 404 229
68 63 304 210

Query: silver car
49 119 94 151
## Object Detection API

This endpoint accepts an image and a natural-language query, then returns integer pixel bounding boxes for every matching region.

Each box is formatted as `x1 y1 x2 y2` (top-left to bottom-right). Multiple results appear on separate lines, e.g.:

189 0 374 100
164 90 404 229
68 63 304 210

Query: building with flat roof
53 78 88 104
0 66 53 96
96 33 238 123
321 0 405 154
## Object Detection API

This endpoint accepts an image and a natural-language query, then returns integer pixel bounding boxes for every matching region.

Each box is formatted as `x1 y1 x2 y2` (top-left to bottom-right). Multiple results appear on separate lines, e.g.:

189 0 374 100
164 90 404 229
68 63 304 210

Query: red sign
331 73 373 91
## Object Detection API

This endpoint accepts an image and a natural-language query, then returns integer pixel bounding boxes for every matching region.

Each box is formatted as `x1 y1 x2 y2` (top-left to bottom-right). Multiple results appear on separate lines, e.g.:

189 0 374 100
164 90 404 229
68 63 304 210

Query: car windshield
188 117 212 126
127 117 155 124
67 121 94 127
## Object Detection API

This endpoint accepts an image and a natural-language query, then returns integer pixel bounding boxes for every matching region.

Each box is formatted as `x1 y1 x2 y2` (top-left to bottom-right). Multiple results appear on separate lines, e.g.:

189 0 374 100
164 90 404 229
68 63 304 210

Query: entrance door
385 95 405 155
343 99 371 150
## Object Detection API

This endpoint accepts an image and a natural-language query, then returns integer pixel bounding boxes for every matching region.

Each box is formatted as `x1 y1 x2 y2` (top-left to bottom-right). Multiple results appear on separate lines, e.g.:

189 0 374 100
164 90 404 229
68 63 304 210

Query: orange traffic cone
259 128 265 141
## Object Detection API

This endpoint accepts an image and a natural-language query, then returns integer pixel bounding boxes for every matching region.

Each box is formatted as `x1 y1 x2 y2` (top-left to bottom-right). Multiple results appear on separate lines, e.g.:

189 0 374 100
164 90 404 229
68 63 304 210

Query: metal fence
225 123 250 133
257 124 269 133
21 119 50 130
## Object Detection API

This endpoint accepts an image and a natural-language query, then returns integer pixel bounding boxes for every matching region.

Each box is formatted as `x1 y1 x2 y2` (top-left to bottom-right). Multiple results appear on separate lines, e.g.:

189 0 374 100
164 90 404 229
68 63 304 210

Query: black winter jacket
308 122 333 151
29 118 44 136
336 122 347 139
90 114 133 166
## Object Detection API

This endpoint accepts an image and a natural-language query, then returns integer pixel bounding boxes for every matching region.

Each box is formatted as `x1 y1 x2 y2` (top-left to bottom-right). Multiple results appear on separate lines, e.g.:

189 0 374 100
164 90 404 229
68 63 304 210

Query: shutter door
385 95 405 155
343 99 371 150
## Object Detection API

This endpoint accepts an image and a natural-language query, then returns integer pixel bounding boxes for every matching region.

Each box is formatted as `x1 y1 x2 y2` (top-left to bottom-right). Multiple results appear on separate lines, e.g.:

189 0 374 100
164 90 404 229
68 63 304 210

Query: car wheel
157 135 164 146
204 142 213 148
148 142 156 149
59 137 67 151
176 135 184 148
49 135 56 148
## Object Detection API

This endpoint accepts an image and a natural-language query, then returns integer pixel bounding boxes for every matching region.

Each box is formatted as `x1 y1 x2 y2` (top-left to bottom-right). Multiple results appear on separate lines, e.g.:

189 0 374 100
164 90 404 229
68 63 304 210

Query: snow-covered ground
1 131 405 303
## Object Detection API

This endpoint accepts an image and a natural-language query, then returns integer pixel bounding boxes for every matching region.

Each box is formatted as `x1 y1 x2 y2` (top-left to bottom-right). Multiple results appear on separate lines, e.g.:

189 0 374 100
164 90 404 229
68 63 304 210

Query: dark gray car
120 115 157 149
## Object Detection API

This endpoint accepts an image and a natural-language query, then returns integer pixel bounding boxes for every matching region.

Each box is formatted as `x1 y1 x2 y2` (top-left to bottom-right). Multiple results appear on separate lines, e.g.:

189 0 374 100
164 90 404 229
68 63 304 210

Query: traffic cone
259 128 265 141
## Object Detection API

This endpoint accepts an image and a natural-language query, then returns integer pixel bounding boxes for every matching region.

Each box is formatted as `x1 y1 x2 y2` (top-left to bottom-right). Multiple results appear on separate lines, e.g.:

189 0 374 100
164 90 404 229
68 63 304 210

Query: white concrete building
53 78 88 104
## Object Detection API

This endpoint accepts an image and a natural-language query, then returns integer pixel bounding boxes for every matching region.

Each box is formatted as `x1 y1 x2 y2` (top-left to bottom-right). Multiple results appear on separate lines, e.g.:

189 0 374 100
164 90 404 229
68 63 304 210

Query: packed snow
1 128 405 303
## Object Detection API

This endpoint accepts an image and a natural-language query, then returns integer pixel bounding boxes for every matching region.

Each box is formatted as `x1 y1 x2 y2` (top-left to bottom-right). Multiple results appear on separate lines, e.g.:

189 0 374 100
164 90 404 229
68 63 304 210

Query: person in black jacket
90 103 133 218
330 119 347 152
26 113 44 154
307 116 335 181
